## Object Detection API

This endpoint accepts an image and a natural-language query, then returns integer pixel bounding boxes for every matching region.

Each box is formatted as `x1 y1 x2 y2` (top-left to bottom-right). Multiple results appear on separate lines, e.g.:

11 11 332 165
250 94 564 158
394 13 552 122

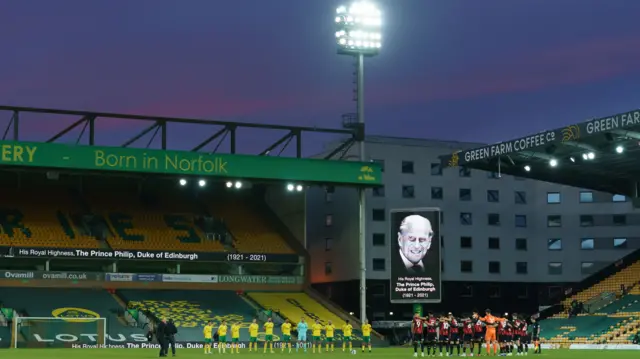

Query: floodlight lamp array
335 2 382 54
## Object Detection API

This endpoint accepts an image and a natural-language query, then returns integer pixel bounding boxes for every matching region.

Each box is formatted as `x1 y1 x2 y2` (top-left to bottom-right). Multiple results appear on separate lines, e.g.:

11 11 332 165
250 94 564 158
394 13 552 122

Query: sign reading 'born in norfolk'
0 141 382 186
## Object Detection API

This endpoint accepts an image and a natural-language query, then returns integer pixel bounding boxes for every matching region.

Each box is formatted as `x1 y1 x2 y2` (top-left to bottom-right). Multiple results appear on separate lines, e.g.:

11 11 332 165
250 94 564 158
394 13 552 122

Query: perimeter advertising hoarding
389 208 441 304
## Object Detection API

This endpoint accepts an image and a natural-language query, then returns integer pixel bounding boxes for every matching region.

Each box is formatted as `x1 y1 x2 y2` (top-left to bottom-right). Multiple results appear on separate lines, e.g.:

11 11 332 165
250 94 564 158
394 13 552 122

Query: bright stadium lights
569 157 575 162
549 159 558 167
587 152 595 160
524 165 531 172
198 179 206 187
234 181 242 189
335 2 382 56
616 145 624 154
286 183 305 192
179 178 187 186
226 181 233 188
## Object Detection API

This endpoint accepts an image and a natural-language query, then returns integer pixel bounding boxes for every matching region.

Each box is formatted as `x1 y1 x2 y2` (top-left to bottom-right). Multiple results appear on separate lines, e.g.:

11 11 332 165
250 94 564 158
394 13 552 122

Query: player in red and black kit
438 316 450 356
411 314 425 357
472 311 485 356
497 314 508 353
513 314 529 356
502 318 514 355
447 313 461 357
461 317 474 356
424 313 438 357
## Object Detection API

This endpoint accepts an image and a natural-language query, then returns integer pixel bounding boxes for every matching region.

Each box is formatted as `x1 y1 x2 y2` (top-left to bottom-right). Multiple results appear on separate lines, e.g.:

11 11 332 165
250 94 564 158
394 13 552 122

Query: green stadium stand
0 288 145 345
599 295 640 314
120 290 274 341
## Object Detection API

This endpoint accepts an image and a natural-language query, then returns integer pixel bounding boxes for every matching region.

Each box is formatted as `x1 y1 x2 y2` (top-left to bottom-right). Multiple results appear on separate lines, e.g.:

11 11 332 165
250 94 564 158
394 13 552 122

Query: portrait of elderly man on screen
397 215 433 273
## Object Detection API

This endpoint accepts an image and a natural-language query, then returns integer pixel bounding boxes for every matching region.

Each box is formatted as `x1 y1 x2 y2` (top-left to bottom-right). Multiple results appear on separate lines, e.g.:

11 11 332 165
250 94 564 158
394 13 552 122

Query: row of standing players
203 318 375 354
411 309 542 357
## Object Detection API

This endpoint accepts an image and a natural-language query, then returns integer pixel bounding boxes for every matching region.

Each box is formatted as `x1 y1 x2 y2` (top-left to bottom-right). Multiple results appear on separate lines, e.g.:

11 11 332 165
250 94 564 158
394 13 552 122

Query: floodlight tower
334 2 382 324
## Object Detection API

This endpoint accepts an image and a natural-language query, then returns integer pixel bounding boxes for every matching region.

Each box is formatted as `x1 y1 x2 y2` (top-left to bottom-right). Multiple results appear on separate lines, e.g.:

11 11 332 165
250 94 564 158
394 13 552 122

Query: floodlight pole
356 52 367 325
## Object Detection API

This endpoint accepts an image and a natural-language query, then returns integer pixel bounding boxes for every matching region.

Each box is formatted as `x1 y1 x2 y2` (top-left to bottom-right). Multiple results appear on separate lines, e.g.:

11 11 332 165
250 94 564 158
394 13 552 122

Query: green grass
2 348 640 358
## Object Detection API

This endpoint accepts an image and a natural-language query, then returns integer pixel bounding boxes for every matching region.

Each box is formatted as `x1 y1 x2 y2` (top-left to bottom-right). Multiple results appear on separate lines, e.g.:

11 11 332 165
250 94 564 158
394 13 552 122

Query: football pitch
3 349 640 358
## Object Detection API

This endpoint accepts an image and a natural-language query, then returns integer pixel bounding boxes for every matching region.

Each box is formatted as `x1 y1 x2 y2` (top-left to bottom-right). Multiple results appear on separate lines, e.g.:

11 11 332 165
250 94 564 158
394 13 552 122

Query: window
325 238 333 251
459 188 472 201
430 163 442 176
487 172 500 179
372 159 384 172
548 262 563 275
612 194 626 202
581 262 595 274
515 215 527 227
489 286 501 298
547 215 562 227
488 213 500 226
515 238 527 251
431 187 443 200
401 161 414 174
581 238 594 250
460 260 473 273
547 192 561 204
460 212 472 225
516 262 528 274
489 261 501 274
460 236 472 248
372 186 385 197
613 214 626 226
402 185 415 198
372 233 385 246
325 214 333 226
517 285 529 298
487 190 500 203
460 284 473 297
580 191 594 203
324 262 332 275
580 215 594 227
488 237 500 249
515 191 527 204
459 167 471 177
614 238 628 249
547 238 562 251
372 209 385 221
372 258 386 271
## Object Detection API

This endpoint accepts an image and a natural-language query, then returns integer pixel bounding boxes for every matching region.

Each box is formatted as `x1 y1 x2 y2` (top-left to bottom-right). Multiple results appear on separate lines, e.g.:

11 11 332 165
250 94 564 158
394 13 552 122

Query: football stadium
1 1 640 358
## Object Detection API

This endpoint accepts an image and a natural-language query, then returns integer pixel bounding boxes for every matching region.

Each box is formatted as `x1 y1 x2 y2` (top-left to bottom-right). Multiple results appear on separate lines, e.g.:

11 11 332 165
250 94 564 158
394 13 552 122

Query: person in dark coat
166 319 178 356
156 318 169 357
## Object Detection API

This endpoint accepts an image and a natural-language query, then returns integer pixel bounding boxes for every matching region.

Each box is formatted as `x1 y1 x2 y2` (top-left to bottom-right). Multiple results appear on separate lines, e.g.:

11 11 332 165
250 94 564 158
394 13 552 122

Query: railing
585 292 616 313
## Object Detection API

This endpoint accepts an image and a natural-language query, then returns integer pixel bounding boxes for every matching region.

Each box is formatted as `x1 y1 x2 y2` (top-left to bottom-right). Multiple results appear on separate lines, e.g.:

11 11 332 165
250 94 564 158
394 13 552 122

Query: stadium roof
439 109 640 197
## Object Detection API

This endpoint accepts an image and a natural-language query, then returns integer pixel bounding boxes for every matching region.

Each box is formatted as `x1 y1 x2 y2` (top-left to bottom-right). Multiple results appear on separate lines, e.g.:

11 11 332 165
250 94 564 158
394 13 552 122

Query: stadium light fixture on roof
198 179 206 187
225 181 233 188
549 159 558 167
335 1 382 56
179 178 187 186
286 183 304 192
524 165 531 172
616 145 624 153
234 181 242 189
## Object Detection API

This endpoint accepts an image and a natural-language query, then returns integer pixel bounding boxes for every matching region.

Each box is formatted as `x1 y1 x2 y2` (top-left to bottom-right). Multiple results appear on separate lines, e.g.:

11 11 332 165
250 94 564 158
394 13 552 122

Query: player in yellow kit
324 320 336 352
281 319 293 353
361 319 372 353
342 319 353 352
217 320 228 353
203 321 214 354
311 320 324 353
230 321 241 354
249 318 259 352
263 318 275 353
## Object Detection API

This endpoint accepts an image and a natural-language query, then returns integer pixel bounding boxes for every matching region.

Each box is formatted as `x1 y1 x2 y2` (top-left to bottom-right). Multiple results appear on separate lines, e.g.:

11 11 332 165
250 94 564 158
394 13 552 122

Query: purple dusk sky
1 0 640 156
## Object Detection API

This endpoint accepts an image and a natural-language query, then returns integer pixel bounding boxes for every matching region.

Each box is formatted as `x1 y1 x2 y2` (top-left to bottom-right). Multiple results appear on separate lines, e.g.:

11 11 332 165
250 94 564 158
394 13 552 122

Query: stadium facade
306 136 639 318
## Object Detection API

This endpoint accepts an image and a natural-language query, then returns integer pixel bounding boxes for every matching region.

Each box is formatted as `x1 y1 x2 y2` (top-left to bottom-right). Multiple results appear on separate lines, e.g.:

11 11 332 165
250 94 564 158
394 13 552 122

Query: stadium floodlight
226 181 233 188
234 181 242 189
524 165 531 172
616 145 624 153
569 157 575 162
334 1 383 325
335 1 382 56
198 179 206 187
179 178 187 186
286 183 295 191
295 184 303 192
549 159 558 167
